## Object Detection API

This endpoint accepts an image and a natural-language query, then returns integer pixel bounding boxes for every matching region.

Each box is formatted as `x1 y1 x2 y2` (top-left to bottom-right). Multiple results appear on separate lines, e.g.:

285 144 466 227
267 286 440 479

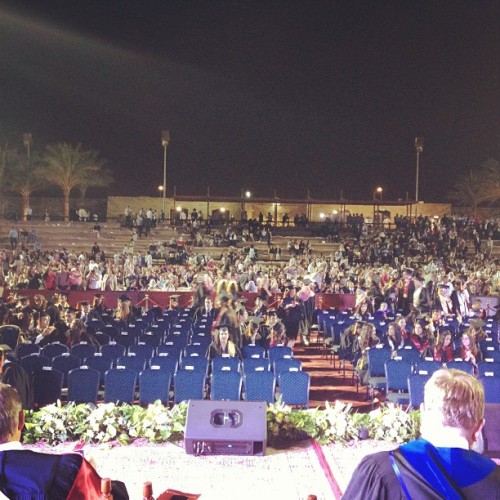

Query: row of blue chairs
30 365 311 409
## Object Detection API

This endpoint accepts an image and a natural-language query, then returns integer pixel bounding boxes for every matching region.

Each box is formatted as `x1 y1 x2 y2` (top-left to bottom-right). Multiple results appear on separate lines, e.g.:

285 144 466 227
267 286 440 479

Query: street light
23 133 32 222
158 185 164 197
414 137 424 202
374 186 383 201
161 129 170 216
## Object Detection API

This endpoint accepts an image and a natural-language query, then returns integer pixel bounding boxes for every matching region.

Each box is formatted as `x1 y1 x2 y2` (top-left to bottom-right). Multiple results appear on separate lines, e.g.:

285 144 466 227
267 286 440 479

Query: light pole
23 132 32 222
373 186 383 201
161 129 170 217
414 137 424 202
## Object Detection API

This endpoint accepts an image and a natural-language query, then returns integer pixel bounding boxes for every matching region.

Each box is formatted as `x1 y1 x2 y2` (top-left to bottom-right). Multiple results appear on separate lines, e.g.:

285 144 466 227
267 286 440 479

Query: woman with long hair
206 324 241 361
433 330 454 363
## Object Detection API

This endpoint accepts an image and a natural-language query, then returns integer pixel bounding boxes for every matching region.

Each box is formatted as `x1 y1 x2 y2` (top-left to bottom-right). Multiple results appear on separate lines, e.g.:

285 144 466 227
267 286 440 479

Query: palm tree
4 149 42 221
447 159 500 217
41 143 112 222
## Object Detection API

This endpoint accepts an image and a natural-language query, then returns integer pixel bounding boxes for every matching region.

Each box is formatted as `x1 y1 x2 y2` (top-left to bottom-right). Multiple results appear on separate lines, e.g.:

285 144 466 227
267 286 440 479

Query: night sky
1 0 499 202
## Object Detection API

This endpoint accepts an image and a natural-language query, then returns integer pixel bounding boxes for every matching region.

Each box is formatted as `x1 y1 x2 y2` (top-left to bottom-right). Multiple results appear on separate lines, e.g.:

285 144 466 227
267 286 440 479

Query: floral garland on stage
23 399 420 448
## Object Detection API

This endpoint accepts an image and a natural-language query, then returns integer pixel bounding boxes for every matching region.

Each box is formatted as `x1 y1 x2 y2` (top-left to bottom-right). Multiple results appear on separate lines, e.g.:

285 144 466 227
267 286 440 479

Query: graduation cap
214 323 230 330
65 307 78 314
93 293 104 299
79 301 89 307
118 294 131 302
267 308 277 316
470 319 485 329
248 316 264 326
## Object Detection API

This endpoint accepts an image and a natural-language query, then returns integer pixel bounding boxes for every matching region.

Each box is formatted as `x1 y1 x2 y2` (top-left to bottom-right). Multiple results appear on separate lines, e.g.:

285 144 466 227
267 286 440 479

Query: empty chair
242 357 271 374
32 368 64 408
139 331 163 349
67 367 100 404
478 361 500 378
102 325 119 340
414 359 442 376
157 344 182 361
367 347 392 402
150 355 178 375
482 350 500 363
408 373 431 409
244 371 276 404
446 360 475 375
268 346 293 367
385 359 412 404
180 357 208 374
395 346 421 365
51 354 81 386
41 343 69 361
210 370 242 401
138 369 171 406
94 332 111 346
212 356 241 373
183 344 207 358
104 368 137 404
19 354 51 375
100 343 126 363
114 331 137 349
173 370 206 404
0 325 21 350
481 375 500 404
273 358 302 381
70 342 97 362
128 343 155 361
279 371 310 408
115 355 147 375
241 344 266 359
15 343 40 360
83 354 113 385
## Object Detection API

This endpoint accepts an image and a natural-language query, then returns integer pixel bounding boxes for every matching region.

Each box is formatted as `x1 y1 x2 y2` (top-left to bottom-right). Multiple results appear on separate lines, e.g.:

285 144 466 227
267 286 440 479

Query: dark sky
1 0 499 202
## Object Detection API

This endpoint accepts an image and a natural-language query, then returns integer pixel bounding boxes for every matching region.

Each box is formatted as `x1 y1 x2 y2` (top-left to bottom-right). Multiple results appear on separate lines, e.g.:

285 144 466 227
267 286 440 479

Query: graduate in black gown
343 369 500 499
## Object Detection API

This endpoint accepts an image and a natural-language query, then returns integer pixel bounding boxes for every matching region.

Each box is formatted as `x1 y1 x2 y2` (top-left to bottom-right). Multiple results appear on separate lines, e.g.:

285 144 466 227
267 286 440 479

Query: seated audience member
454 332 482 370
0 384 128 498
0 349 32 410
433 330 454 363
386 321 404 354
206 324 241 361
343 369 500 499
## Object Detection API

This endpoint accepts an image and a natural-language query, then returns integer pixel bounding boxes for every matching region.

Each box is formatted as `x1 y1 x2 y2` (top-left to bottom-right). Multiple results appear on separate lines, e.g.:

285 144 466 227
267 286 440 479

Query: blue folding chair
139 331 164 349
183 344 207 358
211 356 241 373
481 375 500 404
94 332 111 346
273 358 302 381
173 370 206 404
100 343 126 364
19 354 51 375
210 370 242 401
67 367 100 404
242 358 271 374
70 343 97 362
367 347 392 404
114 331 138 349
478 361 500 378
446 360 475 375
180 357 209 374
138 369 171 406
157 344 182 361
83 354 113 386
268 346 293 367
385 359 412 404
115 355 147 375
15 343 40 361
408 373 431 409
41 343 69 361
279 371 310 408
396 346 421 365
51 354 81 386
244 371 276 404
150 355 178 374
241 344 266 359
104 368 137 404
414 359 442 376
128 343 155 361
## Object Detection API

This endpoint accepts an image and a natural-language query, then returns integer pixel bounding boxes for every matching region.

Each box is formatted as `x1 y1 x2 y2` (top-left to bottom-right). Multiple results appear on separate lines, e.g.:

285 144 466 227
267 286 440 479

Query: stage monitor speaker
184 400 267 456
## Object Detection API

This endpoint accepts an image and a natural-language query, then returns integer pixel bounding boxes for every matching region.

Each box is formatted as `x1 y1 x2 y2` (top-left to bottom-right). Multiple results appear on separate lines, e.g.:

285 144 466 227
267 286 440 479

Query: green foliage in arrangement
23 400 420 447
